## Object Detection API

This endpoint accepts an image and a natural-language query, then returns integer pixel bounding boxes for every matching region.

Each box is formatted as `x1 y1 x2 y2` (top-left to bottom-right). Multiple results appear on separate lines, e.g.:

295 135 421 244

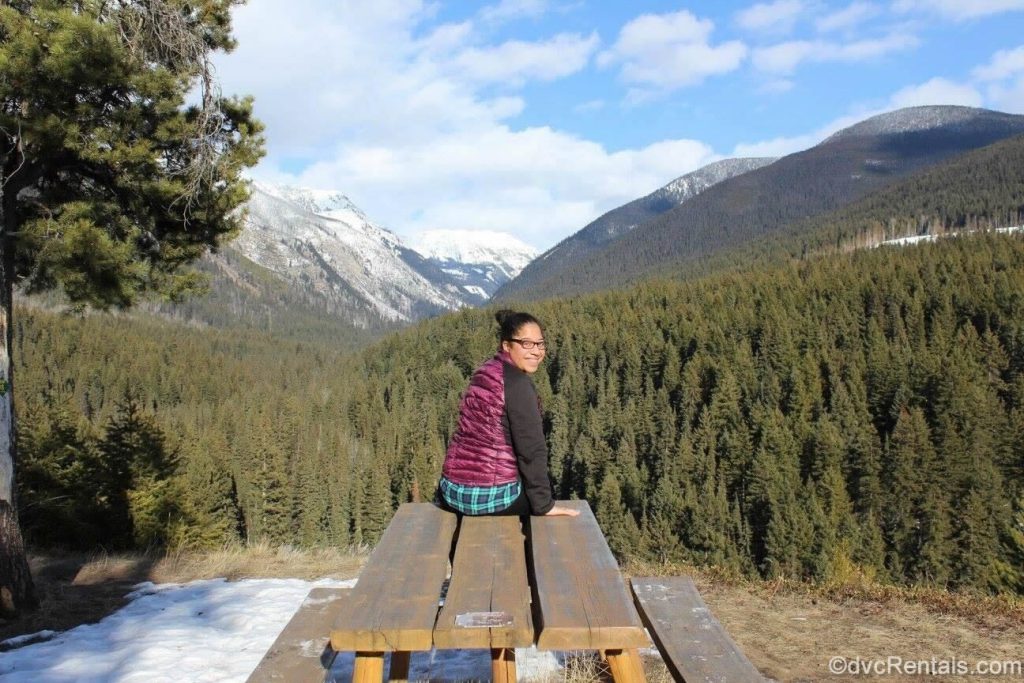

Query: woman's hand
544 505 581 517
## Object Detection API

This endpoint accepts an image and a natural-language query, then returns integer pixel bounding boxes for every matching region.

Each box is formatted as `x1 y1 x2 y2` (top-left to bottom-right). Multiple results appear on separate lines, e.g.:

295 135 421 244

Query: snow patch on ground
0 577 606 682
880 226 1021 247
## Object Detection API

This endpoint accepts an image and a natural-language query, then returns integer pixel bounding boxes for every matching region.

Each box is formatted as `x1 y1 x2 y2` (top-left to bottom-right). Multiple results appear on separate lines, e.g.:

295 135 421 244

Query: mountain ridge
496 156 776 300
500 105 1024 301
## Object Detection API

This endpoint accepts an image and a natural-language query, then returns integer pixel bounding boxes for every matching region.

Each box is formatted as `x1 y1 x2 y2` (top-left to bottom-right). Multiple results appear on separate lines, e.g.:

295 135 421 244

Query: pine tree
595 474 640 559
99 394 179 547
882 408 951 585
176 434 242 549
0 0 263 613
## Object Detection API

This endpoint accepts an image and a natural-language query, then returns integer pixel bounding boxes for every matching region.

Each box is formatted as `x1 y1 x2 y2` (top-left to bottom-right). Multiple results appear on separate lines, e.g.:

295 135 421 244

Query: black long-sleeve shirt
501 363 555 515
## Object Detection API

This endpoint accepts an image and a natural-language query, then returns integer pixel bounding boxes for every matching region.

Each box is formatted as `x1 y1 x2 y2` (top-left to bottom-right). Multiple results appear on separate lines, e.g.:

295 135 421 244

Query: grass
622 557 1024 630
3 546 1021 681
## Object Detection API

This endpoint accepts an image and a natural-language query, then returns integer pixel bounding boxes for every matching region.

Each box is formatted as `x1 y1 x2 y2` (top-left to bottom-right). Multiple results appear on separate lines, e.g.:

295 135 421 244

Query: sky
0 577 570 682
213 0 1024 251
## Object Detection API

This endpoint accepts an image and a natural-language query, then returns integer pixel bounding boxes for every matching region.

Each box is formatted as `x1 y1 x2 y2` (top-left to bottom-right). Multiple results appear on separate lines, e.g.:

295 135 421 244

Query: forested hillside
646 132 1024 288
502 107 1024 300
497 157 775 301
16 233 1024 595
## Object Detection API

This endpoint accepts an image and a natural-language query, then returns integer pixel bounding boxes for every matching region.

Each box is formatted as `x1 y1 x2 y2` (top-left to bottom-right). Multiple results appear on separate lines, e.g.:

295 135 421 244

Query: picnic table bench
248 499 763 682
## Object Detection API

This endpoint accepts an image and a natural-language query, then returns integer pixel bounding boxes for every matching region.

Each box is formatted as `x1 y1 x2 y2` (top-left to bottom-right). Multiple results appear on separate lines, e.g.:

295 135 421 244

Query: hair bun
494 309 516 326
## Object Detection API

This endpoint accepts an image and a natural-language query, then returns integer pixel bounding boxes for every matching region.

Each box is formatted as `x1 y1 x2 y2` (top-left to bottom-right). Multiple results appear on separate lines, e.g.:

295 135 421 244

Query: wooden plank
246 587 348 683
353 652 385 683
331 503 458 651
530 500 649 650
492 647 517 683
605 649 647 683
630 576 765 683
434 515 534 649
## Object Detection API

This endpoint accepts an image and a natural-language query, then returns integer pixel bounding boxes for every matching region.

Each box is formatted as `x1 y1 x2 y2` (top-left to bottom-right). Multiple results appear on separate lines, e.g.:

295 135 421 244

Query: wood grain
530 500 649 650
434 515 534 649
331 503 457 651
631 576 765 683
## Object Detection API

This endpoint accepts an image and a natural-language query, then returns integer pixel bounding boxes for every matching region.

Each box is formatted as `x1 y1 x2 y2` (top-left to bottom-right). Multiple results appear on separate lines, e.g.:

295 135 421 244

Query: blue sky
215 1 1024 250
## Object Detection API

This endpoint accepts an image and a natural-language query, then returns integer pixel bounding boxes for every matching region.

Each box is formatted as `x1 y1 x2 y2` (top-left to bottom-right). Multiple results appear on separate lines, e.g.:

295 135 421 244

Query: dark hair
495 309 542 342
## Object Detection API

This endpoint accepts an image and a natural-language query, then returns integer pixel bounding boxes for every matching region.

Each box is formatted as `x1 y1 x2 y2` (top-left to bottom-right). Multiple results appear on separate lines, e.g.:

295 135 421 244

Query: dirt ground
3 549 1022 682
697 578 1023 682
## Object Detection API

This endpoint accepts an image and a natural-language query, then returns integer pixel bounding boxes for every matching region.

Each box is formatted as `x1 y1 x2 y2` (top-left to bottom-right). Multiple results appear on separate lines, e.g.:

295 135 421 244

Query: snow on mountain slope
825 105 1024 141
235 183 467 326
411 230 538 300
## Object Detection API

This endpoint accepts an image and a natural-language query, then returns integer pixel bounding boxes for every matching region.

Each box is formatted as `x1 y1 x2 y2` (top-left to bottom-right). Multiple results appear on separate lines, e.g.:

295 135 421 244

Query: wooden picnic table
247 500 764 683
330 500 647 683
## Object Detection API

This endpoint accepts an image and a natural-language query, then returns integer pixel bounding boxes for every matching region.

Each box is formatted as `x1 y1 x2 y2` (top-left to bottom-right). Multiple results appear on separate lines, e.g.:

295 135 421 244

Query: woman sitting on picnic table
436 309 580 518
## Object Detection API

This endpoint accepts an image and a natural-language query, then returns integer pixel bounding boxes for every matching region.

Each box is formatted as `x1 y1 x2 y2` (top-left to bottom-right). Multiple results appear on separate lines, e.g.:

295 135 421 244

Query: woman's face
501 322 546 374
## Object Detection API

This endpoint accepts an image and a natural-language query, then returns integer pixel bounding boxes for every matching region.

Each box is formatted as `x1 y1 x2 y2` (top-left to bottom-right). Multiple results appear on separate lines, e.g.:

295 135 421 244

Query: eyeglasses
510 338 547 350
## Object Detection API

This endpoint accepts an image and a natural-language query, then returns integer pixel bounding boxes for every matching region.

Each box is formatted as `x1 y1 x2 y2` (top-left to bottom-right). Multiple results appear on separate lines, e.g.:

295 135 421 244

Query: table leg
353 651 385 683
605 648 646 683
491 647 517 683
388 651 411 681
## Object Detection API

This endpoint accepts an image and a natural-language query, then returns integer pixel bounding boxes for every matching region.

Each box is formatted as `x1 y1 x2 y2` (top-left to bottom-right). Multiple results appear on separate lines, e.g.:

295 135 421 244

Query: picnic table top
330 500 648 654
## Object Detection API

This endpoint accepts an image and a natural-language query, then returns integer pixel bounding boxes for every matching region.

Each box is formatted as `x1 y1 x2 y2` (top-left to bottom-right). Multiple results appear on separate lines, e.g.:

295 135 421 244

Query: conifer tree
99 394 178 547
0 0 263 613
595 474 639 559
176 434 242 549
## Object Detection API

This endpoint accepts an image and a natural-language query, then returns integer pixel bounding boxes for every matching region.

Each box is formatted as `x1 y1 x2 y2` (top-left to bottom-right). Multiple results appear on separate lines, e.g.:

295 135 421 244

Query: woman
436 310 579 518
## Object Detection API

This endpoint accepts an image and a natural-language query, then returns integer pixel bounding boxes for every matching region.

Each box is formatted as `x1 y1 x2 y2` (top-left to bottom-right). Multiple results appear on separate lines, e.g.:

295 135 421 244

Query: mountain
498 105 1024 301
143 185 539 339
496 157 775 301
410 230 538 302
231 183 471 326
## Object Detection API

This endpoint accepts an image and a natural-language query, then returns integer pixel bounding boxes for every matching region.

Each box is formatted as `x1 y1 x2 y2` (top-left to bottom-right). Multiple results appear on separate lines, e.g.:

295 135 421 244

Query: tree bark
0 183 39 617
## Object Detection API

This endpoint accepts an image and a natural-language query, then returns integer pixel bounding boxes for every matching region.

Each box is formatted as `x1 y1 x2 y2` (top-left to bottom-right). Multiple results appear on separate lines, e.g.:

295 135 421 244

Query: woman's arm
504 367 558 515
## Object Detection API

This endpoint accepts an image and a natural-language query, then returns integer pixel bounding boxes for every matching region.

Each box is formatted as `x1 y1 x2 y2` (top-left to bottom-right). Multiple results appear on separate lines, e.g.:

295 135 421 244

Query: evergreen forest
15 232 1024 596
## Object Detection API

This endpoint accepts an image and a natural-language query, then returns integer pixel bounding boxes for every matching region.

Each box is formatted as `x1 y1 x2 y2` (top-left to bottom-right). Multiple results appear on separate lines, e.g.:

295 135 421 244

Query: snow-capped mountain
659 157 778 205
411 230 538 301
495 156 775 301
825 105 1024 142
232 183 470 327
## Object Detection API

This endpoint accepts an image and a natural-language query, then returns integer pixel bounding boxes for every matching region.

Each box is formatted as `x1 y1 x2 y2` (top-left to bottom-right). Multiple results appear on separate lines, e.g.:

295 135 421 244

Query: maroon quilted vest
442 353 519 485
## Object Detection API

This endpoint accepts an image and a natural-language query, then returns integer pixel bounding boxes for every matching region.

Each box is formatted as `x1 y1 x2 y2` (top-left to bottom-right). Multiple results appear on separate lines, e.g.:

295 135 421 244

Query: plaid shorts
438 476 522 515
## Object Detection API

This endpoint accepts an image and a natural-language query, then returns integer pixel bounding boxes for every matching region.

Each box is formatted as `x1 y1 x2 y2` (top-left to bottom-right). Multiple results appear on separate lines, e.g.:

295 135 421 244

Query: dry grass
622 558 1024 629
529 651 673 683
4 546 1021 682
623 558 1024 682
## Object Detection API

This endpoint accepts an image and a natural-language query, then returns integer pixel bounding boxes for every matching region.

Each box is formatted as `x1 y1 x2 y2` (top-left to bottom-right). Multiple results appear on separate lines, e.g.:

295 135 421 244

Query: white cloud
972 46 1024 81
888 77 983 108
216 1 719 250
479 0 550 23
295 129 718 245
449 32 599 86
752 32 919 73
599 10 747 93
816 2 881 32
986 78 1024 113
735 0 804 34
893 0 1024 20
732 76 982 157
972 46 1024 114
752 40 817 73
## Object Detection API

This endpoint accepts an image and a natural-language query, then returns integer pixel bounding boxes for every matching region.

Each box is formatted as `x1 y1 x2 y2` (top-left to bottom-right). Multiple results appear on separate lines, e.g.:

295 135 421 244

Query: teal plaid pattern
439 476 521 515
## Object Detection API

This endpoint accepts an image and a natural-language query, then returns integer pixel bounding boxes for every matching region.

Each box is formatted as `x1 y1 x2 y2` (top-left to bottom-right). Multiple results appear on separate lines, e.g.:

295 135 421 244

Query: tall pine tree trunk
0 191 38 617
